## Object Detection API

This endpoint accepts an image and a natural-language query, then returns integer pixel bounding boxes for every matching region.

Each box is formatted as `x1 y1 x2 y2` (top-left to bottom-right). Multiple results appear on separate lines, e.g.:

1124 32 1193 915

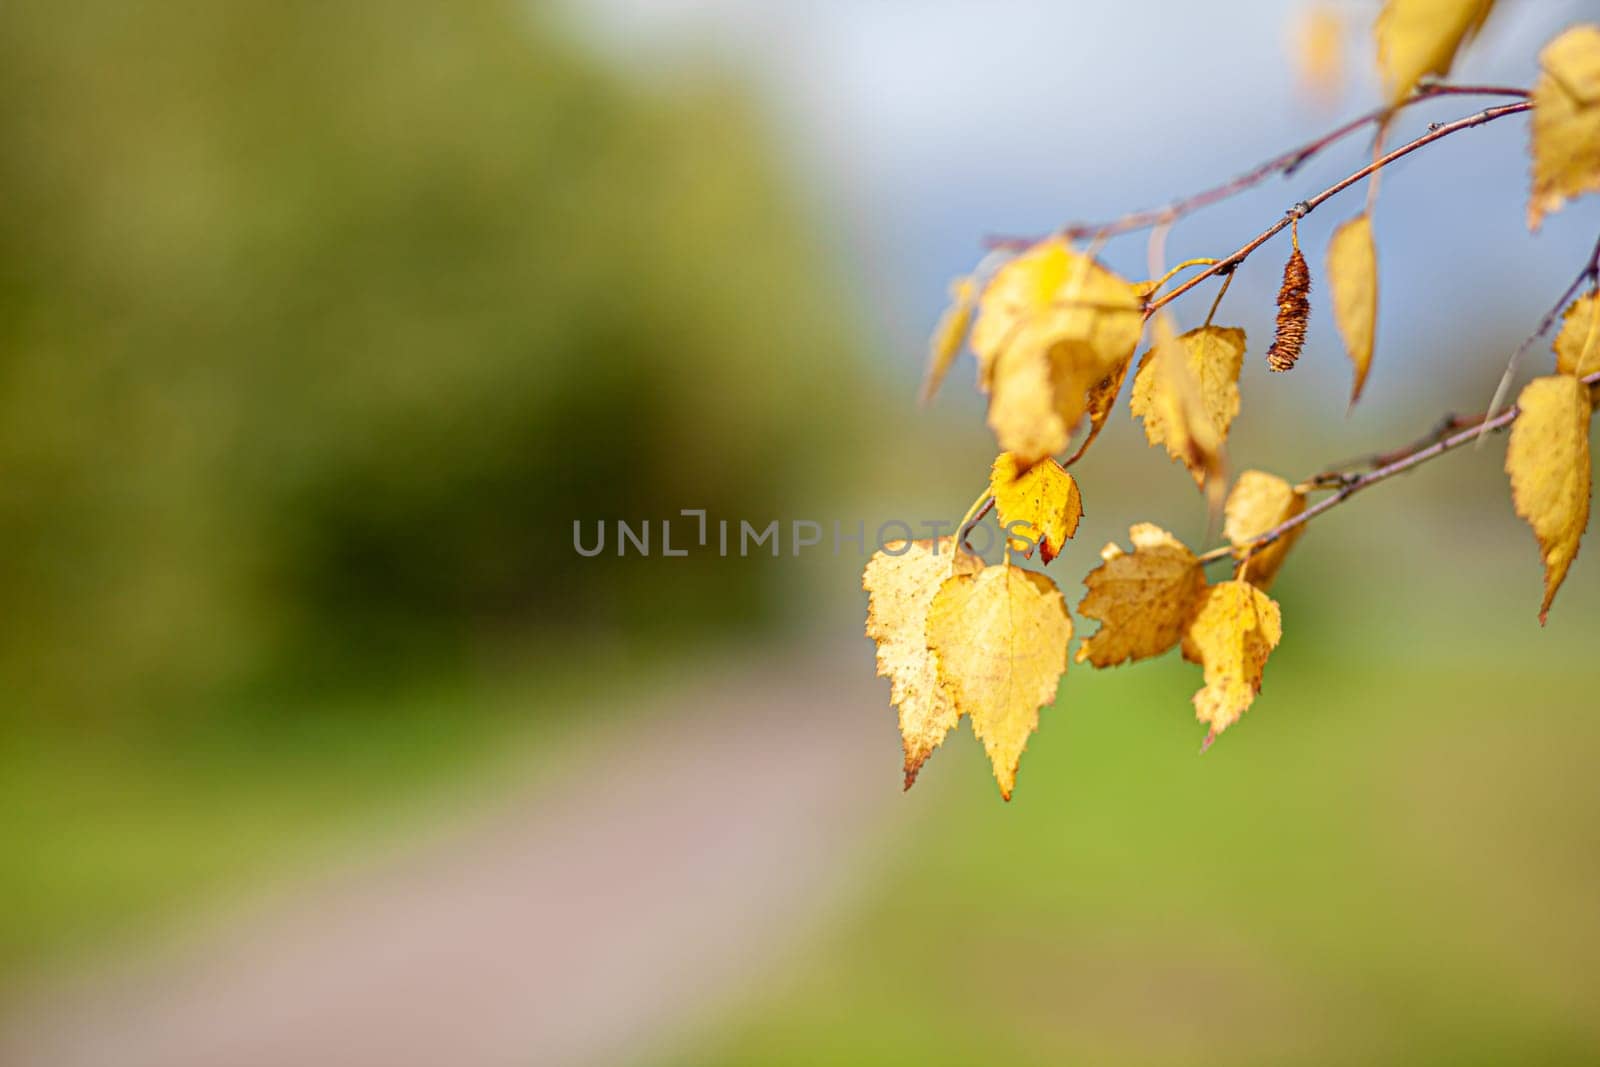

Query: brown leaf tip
1267 247 1311 372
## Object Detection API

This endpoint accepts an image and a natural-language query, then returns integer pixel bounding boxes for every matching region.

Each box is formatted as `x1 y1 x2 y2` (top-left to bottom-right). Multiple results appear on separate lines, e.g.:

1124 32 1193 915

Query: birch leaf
1529 25 1600 231
927 563 1071 800
1293 4 1345 104
1374 0 1495 106
1181 580 1283 745
1554 291 1600 380
1223 470 1308 592
1327 214 1378 405
971 240 1144 464
989 452 1083 564
1506 375 1594 624
1130 322 1244 492
1075 523 1207 668
863 540 984 788
921 276 976 405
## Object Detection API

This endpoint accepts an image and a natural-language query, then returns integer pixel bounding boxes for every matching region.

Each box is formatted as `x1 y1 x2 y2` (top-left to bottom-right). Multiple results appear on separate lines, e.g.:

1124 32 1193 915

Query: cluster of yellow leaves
863 534 1072 800
1374 0 1496 105
1505 295 1600 624
1529 25 1600 231
924 240 1144 466
1129 321 1244 495
1075 519 1286 744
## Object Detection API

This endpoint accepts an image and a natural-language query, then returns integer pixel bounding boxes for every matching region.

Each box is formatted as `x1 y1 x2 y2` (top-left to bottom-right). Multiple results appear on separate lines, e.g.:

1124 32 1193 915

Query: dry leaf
1374 0 1496 106
970 240 1144 464
927 563 1072 800
1223 470 1307 592
1528 25 1600 231
1327 214 1378 405
1075 523 1207 668
1506 375 1594 623
1182 580 1283 744
863 539 984 788
921 276 976 405
1130 322 1244 490
989 452 1083 563
1293 4 1345 105
1555 291 1600 380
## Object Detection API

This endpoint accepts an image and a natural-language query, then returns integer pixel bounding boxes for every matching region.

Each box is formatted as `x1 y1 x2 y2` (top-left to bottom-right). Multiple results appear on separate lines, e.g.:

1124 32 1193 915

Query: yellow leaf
921 277 976 405
1374 0 1496 106
1554 291 1600 380
1327 214 1378 405
1129 322 1244 491
1075 523 1207 668
1529 25 1600 231
1293 4 1345 105
1181 580 1283 744
988 452 1083 564
1064 355 1134 466
1223 470 1307 592
927 563 1071 800
971 240 1144 464
863 539 984 788
1506 375 1594 624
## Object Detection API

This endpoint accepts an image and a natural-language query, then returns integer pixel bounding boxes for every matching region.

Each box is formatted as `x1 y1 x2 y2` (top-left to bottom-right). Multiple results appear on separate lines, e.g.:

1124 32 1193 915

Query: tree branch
1148 100 1532 316
986 84 1528 251
1197 367 1600 567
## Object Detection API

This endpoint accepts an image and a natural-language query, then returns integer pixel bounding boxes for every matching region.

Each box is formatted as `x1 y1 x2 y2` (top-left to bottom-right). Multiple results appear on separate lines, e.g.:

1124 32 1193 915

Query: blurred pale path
0 651 894 1067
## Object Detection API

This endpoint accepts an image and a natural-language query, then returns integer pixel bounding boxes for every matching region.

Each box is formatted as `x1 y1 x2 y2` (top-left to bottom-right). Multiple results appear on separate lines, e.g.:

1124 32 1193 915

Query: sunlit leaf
1506 375 1594 623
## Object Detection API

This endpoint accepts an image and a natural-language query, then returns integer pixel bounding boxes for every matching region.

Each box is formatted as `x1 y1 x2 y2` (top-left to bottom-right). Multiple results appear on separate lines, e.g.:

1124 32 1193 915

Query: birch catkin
1267 246 1311 372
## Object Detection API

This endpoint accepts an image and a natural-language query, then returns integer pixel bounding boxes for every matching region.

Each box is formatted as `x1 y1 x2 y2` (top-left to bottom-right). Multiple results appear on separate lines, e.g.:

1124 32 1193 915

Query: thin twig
1196 366 1600 566
1148 101 1532 317
985 84 1528 250
1476 229 1600 446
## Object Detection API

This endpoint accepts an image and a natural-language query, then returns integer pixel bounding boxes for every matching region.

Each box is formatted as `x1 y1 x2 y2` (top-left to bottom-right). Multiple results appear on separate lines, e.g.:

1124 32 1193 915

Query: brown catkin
1266 246 1310 372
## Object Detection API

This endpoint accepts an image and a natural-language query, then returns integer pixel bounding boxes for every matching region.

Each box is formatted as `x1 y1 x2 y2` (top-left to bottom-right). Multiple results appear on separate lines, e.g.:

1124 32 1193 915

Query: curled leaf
927 563 1071 800
1182 580 1283 745
1223 470 1307 592
1075 523 1207 669
1554 291 1600 381
989 452 1083 564
1327 214 1378 405
921 276 976 405
1506 375 1594 624
971 240 1144 464
863 540 984 788
1374 0 1496 106
1528 25 1600 231
1130 321 1243 491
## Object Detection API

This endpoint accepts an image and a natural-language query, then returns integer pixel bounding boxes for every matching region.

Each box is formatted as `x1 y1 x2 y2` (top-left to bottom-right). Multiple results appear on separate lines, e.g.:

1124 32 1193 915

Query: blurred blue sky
565 1 1600 411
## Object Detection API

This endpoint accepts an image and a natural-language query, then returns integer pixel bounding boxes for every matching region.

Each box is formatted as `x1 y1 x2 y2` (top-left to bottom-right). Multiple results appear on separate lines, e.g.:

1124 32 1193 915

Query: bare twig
1197 367 1600 566
1148 100 1532 317
986 84 1528 250
1477 230 1600 446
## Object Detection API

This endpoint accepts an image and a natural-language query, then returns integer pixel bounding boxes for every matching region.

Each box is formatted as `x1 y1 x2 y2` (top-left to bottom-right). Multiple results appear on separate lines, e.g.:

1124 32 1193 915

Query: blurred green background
2 1 1598 1064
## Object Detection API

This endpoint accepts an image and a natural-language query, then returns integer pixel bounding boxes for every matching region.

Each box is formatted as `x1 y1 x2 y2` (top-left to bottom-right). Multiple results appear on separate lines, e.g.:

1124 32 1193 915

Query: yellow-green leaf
1506 375 1594 623
1528 24 1600 231
1181 580 1283 745
927 563 1071 800
989 452 1083 564
1075 523 1207 668
863 539 984 788
1375 0 1495 106
1327 214 1378 405
1223 470 1307 592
